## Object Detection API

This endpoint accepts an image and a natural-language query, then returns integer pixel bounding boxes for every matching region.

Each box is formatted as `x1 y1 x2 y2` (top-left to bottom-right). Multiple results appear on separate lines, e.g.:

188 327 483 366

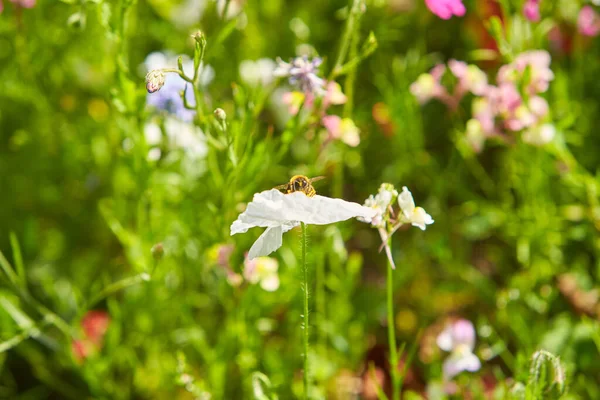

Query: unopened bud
192 31 206 46
145 70 165 93
151 243 164 260
214 108 227 121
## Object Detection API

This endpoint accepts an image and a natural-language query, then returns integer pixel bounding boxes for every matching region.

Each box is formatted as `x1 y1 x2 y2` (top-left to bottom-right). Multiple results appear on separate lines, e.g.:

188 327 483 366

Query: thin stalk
331 0 364 77
386 238 399 400
301 222 310 399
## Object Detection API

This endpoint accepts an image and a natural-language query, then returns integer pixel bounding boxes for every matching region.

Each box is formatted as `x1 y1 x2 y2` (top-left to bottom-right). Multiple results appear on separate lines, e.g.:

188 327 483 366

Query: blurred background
1 0 600 398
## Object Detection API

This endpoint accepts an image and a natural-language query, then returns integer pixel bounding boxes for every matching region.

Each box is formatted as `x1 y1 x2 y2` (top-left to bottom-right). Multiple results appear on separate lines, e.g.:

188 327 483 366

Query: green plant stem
301 222 310 399
331 0 364 77
386 238 399 400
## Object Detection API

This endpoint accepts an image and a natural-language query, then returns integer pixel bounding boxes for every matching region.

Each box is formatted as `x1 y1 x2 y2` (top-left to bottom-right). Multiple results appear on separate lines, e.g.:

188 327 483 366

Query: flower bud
192 31 206 46
151 242 164 260
145 70 165 93
214 108 227 121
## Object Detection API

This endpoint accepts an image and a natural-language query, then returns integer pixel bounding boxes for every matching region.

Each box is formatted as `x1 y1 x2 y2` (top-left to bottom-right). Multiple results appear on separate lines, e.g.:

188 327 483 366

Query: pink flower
578 6 600 37
244 255 280 291
72 311 110 362
497 50 554 95
282 91 306 115
322 115 361 147
448 59 488 97
523 0 541 22
437 319 481 380
424 0 466 20
410 64 453 106
323 81 347 109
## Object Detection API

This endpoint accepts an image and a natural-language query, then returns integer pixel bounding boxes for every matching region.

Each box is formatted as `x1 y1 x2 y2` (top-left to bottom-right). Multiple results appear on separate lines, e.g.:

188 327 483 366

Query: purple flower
437 319 481 380
523 0 541 22
274 56 325 95
578 6 600 37
424 0 466 20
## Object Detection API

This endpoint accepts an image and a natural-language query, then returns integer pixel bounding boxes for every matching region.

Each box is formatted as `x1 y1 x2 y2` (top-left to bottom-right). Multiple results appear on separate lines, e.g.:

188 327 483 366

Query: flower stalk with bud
359 183 433 400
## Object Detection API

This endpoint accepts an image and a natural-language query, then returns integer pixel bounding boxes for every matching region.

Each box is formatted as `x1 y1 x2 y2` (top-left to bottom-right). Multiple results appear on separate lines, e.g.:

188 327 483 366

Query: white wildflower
230 189 376 259
398 186 434 231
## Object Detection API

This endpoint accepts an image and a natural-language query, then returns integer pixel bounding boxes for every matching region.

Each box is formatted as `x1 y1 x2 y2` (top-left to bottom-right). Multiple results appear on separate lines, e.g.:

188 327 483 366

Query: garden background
1 0 600 398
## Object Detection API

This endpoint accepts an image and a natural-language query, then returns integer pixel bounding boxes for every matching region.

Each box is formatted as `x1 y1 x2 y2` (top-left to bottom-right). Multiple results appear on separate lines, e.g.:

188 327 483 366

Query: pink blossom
497 50 554 95
578 6 600 37
523 0 541 22
410 64 455 107
71 310 110 362
323 81 347 109
424 0 466 20
448 59 488 97
437 319 481 380
322 115 361 147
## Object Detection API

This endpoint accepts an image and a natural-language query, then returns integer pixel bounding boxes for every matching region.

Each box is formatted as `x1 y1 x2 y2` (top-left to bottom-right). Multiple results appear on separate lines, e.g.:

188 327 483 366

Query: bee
273 175 325 197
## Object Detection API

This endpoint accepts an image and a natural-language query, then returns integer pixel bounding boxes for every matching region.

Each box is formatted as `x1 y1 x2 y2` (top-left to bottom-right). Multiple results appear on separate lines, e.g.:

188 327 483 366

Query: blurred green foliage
1 0 600 398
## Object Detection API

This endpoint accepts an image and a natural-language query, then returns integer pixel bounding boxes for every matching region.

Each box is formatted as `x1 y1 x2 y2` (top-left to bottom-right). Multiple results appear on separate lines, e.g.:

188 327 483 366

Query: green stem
386 239 399 400
301 222 310 399
331 0 364 78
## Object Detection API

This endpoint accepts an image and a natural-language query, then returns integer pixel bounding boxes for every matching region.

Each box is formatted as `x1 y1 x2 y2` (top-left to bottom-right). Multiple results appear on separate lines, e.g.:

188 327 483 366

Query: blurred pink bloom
497 50 554 95
578 6 600 37
322 115 361 147
437 319 481 380
424 0 466 20
323 81 347 109
244 255 280 291
523 0 541 22
72 310 110 362
448 59 488 97
1 0 35 10
282 91 306 115
216 244 234 268
410 64 457 108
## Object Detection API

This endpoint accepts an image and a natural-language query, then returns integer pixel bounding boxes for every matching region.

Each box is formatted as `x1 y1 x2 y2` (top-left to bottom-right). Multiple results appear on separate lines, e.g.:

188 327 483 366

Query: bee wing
308 176 326 184
272 183 289 190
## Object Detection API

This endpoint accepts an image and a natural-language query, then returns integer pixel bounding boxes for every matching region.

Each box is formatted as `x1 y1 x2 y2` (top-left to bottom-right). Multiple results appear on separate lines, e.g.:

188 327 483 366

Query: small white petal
437 327 454 352
411 207 434 231
248 224 296 260
461 352 481 372
443 351 480 380
398 186 416 218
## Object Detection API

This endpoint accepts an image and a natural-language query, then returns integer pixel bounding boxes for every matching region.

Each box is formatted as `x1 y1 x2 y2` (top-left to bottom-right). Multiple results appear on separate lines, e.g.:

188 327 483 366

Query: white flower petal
437 327 454 352
231 189 376 235
248 224 295 260
442 351 480 380
398 186 416 218
411 207 434 231
461 352 481 372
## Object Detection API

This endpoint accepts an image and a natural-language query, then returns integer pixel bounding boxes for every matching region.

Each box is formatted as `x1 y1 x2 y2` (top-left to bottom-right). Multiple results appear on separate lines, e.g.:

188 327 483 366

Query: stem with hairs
386 237 399 400
301 222 310 399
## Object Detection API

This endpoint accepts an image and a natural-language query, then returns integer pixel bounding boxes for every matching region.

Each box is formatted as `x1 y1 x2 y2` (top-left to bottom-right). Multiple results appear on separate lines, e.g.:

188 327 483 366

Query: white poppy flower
398 187 434 231
230 189 377 259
